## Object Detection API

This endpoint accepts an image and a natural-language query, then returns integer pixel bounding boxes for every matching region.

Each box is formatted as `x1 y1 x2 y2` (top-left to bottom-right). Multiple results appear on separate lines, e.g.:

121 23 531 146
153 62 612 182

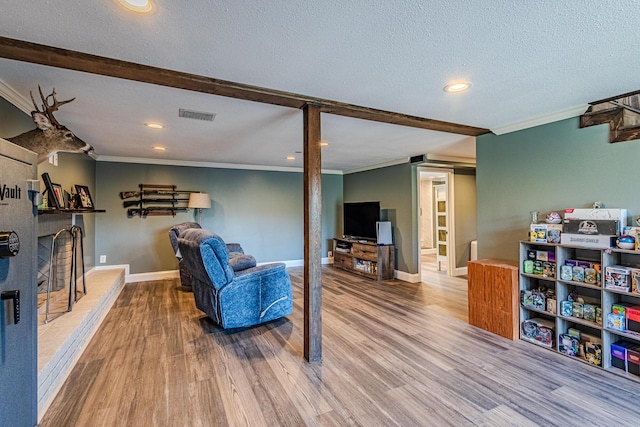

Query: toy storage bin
611 341 636 371
605 266 631 291
627 347 640 376
626 306 640 334
521 318 555 348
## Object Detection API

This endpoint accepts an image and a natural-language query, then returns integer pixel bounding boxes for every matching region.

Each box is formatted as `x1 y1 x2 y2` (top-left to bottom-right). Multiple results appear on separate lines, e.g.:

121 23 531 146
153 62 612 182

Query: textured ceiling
1 1 639 171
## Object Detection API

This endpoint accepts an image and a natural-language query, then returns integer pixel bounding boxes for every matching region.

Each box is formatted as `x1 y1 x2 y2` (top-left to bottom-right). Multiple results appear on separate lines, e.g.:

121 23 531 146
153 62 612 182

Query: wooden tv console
333 237 394 281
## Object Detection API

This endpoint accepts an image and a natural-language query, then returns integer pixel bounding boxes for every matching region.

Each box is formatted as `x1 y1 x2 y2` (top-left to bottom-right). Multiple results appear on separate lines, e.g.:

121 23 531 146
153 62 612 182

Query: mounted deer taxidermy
5 86 93 163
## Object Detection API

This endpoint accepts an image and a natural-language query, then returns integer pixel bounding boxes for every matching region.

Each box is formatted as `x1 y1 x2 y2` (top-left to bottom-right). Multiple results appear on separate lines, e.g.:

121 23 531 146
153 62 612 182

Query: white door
434 184 448 271
420 178 433 251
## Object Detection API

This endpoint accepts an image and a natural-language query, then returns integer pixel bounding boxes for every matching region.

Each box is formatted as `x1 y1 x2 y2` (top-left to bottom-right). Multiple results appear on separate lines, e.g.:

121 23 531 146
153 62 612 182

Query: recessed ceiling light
145 122 164 129
443 82 472 93
118 0 154 13
153 146 166 151
286 156 296 161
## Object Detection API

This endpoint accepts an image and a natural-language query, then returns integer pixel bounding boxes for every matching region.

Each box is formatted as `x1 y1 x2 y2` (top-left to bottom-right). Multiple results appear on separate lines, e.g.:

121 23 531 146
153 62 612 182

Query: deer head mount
5 86 93 163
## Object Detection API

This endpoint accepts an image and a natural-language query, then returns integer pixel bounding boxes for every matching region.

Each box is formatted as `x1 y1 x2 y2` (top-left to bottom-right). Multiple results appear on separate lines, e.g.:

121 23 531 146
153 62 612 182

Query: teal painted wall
0 98 33 136
453 171 477 268
95 162 343 274
343 163 416 273
476 117 631 261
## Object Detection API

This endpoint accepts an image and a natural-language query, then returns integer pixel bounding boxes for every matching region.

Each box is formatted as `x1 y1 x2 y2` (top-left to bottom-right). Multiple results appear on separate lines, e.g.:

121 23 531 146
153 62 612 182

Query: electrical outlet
100 255 106 264
328 250 333 258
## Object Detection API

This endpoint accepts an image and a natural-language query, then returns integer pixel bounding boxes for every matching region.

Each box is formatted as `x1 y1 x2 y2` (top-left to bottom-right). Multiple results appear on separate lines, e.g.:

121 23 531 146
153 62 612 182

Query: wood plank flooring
41 266 640 426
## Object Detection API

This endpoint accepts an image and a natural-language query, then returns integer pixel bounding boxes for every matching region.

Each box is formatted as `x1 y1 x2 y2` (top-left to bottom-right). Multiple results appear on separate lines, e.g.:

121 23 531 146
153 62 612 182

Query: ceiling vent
178 108 216 122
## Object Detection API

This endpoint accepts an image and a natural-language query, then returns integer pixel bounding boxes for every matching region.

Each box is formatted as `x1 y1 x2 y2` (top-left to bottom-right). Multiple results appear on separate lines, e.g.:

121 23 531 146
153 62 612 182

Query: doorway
418 168 454 279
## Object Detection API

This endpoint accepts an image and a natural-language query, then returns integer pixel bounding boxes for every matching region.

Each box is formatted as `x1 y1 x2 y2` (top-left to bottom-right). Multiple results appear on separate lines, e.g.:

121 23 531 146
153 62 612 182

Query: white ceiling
1 1 639 172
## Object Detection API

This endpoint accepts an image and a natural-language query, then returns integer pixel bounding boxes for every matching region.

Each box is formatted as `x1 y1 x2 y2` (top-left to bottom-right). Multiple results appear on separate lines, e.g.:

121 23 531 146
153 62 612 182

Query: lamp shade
188 193 211 209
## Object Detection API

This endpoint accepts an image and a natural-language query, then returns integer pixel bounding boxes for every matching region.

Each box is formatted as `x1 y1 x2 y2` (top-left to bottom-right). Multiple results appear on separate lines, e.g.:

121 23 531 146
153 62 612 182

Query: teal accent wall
344 163 417 273
0 98 33 136
476 117 629 262
95 162 343 274
453 171 477 268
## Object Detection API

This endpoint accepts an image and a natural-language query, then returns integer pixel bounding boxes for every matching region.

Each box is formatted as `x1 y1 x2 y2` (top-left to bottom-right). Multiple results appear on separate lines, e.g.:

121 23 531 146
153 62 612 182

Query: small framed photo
75 185 94 209
52 183 65 209
41 172 59 209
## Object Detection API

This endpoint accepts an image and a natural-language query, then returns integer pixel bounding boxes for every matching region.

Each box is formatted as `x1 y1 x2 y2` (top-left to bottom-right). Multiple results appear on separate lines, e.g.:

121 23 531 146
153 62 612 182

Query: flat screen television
343 201 380 241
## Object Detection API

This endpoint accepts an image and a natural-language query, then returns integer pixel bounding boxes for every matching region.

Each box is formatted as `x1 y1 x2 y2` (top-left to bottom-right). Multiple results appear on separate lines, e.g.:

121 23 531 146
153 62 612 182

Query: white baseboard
104 258 336 284
394 270 421 283
258 257 334 268
127 270 179 283
94 264 130 274
94 264 179 283
452 266 468 277
94 264 132 281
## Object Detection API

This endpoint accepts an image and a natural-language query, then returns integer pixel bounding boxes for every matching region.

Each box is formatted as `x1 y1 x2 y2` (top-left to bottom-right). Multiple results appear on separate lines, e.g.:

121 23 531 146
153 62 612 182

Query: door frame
417 167 458 277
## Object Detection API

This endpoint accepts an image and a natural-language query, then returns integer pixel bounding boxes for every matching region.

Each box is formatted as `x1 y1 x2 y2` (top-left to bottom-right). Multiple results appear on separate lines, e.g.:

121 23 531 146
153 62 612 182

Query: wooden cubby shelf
519 240 640 382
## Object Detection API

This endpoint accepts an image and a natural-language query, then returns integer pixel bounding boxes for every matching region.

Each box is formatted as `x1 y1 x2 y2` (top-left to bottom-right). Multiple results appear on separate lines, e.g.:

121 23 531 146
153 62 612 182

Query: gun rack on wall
120 184 196 218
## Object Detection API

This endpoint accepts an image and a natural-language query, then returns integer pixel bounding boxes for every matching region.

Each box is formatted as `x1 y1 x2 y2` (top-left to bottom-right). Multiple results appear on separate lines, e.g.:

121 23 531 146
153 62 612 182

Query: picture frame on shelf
52 183 65 209
41 172 58 209
75 185 94 209
63 190 72 209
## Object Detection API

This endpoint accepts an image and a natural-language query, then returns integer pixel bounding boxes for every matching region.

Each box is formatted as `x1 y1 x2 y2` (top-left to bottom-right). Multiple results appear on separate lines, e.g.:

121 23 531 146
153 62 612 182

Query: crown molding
425 153 476 164
0 79 32 114
96 155 343 175
491 104 589 135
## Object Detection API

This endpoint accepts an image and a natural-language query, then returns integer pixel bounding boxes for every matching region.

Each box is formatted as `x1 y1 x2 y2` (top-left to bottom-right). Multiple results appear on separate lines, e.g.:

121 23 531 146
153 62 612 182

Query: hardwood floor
41 266 640 426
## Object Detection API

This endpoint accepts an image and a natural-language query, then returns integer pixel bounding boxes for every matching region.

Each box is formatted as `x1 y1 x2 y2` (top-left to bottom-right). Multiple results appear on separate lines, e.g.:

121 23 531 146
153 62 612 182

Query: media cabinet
333 237 394 281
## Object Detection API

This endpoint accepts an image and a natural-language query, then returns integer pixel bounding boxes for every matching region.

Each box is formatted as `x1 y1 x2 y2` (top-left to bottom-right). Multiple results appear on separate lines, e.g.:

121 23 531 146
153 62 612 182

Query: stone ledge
37 268 125 421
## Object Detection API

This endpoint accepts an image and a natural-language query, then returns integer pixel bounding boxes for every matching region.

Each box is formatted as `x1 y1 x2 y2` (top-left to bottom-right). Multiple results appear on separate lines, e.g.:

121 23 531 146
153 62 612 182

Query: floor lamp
188 193 211 224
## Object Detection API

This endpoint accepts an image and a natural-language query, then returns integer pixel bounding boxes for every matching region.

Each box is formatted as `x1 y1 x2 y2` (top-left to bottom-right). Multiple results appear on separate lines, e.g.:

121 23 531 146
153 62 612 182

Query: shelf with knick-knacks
519 239 640 381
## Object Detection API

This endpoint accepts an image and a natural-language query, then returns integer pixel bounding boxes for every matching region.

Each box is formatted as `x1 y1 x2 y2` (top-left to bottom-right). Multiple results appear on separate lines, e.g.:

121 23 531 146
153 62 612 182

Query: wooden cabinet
333 238 394 281
468 259 519 340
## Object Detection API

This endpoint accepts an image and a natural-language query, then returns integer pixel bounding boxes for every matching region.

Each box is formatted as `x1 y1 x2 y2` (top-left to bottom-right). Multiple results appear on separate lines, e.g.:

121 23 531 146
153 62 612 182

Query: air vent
409 154 426 163
178 109 216 122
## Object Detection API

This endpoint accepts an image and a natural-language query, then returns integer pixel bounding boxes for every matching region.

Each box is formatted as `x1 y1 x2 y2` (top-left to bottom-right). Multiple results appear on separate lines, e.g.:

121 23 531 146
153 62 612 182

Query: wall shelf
38 209 105 214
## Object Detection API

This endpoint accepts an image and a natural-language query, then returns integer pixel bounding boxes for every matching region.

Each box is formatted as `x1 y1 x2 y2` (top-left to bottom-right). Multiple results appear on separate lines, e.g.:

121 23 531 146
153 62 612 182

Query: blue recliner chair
169 222 251 288
177 228 293 329
168 222 202 288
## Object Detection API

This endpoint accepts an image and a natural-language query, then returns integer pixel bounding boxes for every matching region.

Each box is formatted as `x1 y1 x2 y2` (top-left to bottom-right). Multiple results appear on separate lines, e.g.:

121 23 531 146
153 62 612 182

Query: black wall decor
121 184 195 218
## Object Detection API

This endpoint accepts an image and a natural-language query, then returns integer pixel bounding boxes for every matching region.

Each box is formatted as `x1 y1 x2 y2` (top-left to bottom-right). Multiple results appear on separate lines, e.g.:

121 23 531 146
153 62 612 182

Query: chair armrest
226 243 244 254
229 253 257 272
233 262 287 281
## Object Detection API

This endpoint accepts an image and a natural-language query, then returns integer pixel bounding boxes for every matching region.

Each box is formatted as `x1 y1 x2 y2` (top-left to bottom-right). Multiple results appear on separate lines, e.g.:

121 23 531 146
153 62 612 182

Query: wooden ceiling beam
0 36 490 137
320 102 487 136
590 89 640 105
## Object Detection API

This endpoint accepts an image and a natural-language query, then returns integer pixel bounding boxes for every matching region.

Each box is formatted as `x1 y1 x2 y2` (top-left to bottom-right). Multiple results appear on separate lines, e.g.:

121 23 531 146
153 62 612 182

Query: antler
29 85 75 128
